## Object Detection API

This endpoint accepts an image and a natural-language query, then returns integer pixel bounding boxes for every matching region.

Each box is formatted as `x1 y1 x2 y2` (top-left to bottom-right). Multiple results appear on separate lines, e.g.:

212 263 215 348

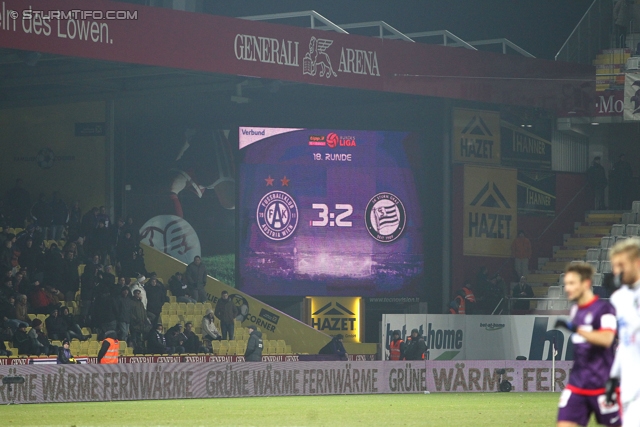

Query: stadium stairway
140 244 376 356
526 210 624 306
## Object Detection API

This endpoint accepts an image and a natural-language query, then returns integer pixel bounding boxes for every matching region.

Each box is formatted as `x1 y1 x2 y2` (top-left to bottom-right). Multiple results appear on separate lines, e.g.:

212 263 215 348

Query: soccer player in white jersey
608 238 640 426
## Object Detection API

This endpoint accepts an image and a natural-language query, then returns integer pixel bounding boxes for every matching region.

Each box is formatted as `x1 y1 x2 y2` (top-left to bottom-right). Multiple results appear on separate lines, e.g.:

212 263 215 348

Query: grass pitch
3 392 561 427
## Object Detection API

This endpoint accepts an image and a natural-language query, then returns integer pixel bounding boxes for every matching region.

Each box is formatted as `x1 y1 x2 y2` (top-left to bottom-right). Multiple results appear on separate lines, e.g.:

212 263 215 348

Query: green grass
202 254 235 287
3 393 560 426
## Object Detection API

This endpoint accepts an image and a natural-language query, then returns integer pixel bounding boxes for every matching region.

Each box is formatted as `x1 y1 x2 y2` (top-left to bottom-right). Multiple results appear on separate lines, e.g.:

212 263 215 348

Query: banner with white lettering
382 314 572 361
624 73 640 121
463 165 517 257
0 359 572 404
452 109 501 165
500 122 551 170
517 170 556 216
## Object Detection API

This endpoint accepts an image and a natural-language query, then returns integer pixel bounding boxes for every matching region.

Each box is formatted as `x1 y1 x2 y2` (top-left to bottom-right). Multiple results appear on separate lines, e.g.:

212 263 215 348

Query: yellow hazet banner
452 108 501 165
463 165 517 257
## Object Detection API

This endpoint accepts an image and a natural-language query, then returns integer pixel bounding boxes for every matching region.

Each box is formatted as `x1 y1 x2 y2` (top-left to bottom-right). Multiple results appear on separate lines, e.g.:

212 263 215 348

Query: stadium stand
526 201 640 311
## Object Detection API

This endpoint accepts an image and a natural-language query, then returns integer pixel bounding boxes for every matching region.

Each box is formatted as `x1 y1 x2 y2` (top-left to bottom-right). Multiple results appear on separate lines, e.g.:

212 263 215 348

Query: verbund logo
308 135 326 146
241 128 266 136
327 133 339 148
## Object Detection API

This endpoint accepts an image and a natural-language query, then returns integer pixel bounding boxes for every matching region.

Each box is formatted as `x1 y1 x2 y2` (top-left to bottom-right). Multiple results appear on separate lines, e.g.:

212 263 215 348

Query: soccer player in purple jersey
555 262 620 427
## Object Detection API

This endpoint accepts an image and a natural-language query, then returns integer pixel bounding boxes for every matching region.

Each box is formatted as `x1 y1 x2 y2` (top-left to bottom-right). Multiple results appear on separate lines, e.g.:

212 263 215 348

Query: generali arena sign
0 360 572 404
0 0 592 111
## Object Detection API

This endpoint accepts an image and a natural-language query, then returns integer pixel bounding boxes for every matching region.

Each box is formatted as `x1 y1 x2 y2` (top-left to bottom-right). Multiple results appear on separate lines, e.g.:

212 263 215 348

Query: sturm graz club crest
365 192 406 243
256 190 299 241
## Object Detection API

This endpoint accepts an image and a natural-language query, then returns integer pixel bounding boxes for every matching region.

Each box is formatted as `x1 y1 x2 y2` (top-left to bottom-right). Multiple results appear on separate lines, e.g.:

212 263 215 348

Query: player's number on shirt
311 204 353 227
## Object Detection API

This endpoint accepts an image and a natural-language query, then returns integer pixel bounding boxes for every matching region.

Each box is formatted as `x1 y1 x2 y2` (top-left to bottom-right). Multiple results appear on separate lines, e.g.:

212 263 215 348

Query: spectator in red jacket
29 281 57 314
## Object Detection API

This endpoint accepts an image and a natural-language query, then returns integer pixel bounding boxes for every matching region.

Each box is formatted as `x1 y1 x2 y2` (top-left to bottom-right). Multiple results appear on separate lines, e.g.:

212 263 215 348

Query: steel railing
555 0 613 64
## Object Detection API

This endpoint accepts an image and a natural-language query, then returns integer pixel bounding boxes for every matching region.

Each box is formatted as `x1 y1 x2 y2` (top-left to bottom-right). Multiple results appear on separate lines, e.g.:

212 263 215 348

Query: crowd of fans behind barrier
0 179 231 359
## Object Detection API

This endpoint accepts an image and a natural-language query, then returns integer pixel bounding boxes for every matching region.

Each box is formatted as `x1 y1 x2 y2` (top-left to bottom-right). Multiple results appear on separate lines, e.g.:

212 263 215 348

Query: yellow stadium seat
169 296 177 303
186 304 195 315
203 302 212 311
285 345 292 354
276 340 286 347
177 302 187 313
276 347 285 354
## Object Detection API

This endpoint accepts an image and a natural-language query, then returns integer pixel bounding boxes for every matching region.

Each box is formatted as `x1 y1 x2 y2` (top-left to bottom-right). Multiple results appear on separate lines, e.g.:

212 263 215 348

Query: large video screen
238 127 424 297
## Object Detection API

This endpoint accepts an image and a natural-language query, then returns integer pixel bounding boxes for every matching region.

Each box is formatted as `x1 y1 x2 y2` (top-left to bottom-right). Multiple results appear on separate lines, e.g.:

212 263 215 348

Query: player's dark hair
565 262 594 283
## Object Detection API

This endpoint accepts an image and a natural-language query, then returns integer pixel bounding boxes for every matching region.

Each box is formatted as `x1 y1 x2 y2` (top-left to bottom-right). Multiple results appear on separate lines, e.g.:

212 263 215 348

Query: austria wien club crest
365 192 406 243
256 190 299 241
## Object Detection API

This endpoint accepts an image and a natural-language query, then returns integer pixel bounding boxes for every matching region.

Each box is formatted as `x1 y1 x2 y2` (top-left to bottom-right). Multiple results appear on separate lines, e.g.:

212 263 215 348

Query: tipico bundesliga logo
256 191 299 241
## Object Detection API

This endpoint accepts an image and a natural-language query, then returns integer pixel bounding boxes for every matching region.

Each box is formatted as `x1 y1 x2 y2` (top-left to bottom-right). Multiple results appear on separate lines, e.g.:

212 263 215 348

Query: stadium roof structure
240 10 534 57
0 0 591 113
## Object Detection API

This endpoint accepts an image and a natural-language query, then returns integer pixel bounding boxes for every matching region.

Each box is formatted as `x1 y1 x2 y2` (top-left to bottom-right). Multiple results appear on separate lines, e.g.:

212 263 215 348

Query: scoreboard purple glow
238 127 424 297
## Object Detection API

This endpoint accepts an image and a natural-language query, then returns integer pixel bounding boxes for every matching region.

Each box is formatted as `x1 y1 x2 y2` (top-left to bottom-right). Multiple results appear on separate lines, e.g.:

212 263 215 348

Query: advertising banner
0 359 571 404
624 73 640 121
0 0 593 112
382 314 573 361
0 361 422 405
517 170 556 216
463 165 517 257
452 109 501 165
238 127 425 297
0 354 380 365
500 122 552 170
309 297 361 343
0 101 106 212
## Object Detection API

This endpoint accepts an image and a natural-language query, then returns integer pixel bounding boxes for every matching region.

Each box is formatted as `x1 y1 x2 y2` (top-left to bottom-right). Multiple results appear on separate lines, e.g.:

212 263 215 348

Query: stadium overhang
0 0 594 111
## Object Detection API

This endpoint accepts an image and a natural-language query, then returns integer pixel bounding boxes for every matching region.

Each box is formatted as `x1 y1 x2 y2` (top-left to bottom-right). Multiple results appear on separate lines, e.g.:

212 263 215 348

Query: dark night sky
202 0 595 60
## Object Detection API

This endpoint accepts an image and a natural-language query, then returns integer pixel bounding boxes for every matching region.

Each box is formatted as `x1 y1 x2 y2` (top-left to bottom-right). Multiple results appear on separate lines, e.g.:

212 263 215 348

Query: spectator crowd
0 179 233 358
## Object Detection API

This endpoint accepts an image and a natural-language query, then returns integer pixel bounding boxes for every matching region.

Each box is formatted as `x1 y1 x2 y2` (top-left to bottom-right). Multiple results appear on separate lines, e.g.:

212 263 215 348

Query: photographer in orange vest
449 283 476 314
97 330 119 364
387 330 406 361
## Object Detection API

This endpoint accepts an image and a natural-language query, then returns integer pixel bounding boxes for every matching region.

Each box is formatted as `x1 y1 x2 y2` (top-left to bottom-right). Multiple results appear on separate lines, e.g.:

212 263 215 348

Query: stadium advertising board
0 359 572 404
517 170 556 216
238 127 425 297
452 109 501 165
500 122 552 170
463 165 517 257
308 297 361 343
382 314 573 361
0 101 107 212
0 0 592 112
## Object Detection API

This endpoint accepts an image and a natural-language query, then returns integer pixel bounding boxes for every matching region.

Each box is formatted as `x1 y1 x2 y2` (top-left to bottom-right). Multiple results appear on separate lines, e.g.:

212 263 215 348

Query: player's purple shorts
557 388 621 426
